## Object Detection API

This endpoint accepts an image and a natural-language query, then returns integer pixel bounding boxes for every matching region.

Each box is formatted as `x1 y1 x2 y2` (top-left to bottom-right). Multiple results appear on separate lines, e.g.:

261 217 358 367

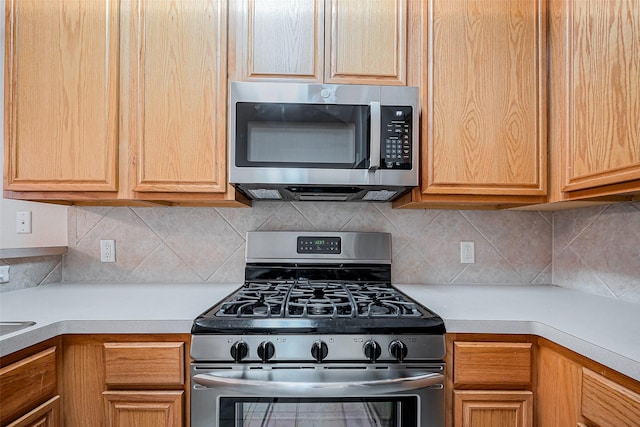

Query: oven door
191 364 445 427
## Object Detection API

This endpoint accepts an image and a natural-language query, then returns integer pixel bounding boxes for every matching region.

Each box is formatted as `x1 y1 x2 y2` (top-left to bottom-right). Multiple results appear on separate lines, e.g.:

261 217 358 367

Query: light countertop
1 283 639 382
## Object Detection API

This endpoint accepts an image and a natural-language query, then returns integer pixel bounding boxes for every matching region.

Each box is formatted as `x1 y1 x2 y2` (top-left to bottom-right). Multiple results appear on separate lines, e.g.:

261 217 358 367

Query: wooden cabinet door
103 391 183 427
229 0 406 85
125 0 227 196
454 391 533 427
551 0 640 197
4 0 119 192
325 0 406 85
422 0 546 197
229 0 324 82
6 396 60 427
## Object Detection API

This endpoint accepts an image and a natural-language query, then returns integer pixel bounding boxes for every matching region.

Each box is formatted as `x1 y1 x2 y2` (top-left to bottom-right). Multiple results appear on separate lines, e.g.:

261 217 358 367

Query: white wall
0 1 68 249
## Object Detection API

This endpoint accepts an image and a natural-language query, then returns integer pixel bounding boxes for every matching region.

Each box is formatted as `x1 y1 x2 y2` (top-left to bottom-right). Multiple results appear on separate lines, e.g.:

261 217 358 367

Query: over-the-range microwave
229 81 419 202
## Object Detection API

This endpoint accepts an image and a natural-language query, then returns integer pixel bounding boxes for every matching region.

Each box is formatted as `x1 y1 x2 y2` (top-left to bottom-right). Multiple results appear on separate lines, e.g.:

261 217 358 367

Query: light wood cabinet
536 338 640 427
396 0 547 209
581 368 640 427
103 391 182 427
229 0 406 85
448 336 533 427
3 0 119 193
6 396 60 427
454 390 532 427
549 0 640 203
62 335 189 427
4 0 246 206
0 347 58 426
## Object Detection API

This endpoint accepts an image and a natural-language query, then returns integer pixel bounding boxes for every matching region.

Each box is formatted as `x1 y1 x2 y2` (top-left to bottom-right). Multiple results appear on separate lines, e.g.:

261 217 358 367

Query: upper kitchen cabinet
3 0 119 193
548 0 640 203
228 0 407 85
395 0 547 209
122 0 241 205
4 0 246 206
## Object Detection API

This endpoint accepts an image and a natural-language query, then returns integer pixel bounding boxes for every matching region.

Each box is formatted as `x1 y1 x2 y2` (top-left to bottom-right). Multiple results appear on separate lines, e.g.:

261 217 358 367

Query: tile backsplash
3 201 639 304
62 203 552 285
553 202 640 303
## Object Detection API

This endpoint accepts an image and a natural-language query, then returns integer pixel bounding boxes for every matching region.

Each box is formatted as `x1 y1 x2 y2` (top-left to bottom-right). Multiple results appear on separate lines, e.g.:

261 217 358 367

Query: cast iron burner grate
213 281 422 319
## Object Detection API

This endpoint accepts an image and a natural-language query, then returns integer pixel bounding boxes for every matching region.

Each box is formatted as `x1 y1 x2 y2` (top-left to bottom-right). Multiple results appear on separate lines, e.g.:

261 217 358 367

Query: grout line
74 206 115 245
458 211 528 283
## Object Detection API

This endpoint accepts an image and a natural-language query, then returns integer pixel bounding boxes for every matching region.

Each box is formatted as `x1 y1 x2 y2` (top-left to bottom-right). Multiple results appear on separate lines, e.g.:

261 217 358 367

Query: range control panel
381 106 413 169
297 236 341 254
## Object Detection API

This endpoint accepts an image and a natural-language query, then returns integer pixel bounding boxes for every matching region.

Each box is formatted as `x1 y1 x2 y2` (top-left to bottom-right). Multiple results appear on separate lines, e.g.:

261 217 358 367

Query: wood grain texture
562 0 640 192
582 368 640 427
535 344 583 427
0 347 56 426
326 0 406 84
246 0 323 80
4 0 119 192
103 391 183 427
6 396 60 427
62 339 106 427
104 342 184 387
130 0 226 194
424 0 546 196
454 390 533 427
454 342 532 387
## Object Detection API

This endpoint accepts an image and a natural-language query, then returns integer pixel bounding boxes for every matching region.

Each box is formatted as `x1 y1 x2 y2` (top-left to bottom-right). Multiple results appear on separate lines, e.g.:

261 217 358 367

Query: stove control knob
257 341 275 362
230 341 248 362
389 340 408 362
363 340 382 362
311 341 329 362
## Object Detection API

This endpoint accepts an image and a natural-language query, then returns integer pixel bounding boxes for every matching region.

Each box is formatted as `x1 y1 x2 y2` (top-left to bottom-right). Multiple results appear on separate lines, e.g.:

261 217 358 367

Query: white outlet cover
16 211 32 234
100 240 116 263
460 241 475 264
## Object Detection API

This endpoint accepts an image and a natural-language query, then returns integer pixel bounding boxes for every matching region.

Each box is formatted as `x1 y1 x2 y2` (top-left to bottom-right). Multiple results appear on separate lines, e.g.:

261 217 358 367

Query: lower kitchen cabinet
454 390 532 427
447 335 534 427
0 344 59 426
536 338 640 427
103 391 182 427
6 396 60 427
62 334 190 427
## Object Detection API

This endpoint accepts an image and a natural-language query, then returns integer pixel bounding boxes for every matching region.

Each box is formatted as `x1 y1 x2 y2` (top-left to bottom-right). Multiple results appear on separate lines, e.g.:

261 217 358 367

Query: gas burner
287 282 353 318
215 282 290 317
348 284 421 318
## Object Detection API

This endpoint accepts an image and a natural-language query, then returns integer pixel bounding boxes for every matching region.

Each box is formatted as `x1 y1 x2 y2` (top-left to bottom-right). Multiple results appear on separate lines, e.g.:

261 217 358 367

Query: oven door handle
192 371 444 396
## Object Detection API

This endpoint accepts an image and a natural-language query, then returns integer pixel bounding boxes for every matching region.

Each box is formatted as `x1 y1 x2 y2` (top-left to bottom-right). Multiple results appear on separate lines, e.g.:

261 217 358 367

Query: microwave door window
235 103 369 169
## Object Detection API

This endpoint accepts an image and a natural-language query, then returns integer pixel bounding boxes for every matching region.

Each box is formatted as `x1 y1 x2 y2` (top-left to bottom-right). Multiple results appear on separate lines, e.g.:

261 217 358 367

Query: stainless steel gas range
191 231 446 427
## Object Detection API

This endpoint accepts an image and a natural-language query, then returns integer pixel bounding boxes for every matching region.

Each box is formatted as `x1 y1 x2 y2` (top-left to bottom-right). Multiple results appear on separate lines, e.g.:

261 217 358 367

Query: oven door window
235 103 369 169
219 396 417 427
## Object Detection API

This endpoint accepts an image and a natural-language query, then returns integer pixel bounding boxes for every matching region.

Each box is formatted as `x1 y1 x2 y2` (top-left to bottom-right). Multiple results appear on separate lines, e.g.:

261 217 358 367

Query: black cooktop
192 280 445 335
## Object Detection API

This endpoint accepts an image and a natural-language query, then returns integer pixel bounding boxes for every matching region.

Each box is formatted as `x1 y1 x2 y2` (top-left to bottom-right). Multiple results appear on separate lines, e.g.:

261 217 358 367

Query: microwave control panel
381 106 413 169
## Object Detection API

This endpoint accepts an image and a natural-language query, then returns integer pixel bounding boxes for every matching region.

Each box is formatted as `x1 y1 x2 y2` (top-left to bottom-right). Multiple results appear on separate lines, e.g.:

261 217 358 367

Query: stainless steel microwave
229 82 419 202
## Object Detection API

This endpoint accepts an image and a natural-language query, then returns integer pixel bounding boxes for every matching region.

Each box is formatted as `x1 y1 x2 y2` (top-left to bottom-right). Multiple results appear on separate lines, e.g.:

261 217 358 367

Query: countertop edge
0 246 67 259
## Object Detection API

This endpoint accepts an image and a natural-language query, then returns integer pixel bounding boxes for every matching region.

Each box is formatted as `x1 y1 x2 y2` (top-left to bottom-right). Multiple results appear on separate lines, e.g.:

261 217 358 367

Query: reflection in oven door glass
241 401 393 426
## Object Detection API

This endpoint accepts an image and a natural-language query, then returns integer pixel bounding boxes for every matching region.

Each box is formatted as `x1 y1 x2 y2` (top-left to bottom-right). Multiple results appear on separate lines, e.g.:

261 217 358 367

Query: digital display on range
297 236 341 254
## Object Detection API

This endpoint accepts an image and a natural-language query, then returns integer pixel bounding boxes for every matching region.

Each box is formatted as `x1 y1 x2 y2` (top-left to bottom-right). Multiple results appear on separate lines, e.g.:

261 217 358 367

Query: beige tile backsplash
3 201 639 303
61 203 553 286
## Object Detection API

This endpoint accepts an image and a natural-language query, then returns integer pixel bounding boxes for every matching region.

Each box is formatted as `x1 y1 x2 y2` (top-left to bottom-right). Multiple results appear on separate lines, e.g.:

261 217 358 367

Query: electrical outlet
0 266 9 283
460 241 475 264
16 211 32 234
100 240 116 263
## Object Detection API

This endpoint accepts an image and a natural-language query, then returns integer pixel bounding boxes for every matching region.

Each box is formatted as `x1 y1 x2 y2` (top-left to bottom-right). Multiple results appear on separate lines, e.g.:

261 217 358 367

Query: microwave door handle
369 102 381 171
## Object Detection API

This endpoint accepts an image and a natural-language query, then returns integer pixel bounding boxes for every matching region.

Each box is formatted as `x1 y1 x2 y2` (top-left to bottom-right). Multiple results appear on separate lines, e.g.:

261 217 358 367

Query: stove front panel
191 334 446 363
